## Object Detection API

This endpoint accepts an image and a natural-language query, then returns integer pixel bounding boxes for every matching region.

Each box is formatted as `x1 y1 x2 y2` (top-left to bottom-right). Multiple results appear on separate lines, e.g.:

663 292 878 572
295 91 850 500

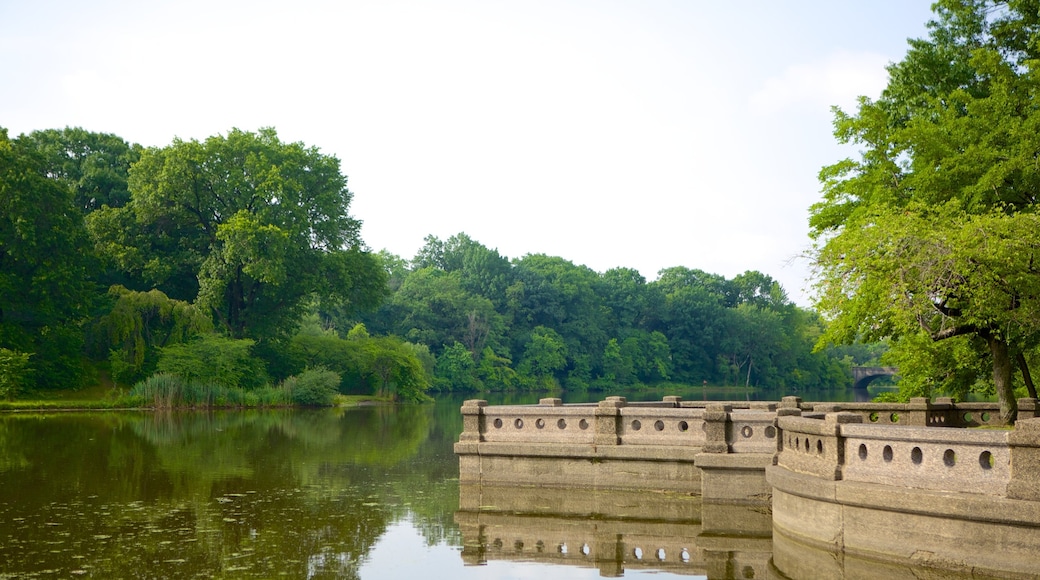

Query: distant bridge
852 366 899 390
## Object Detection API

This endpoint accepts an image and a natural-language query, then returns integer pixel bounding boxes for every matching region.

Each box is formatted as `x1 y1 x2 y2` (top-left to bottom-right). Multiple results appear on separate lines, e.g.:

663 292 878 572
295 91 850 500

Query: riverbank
0 388 394 412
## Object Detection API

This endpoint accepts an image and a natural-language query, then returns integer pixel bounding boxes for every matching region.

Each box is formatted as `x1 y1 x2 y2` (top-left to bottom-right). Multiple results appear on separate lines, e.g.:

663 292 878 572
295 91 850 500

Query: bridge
456 395 1040 578
851 365 898 390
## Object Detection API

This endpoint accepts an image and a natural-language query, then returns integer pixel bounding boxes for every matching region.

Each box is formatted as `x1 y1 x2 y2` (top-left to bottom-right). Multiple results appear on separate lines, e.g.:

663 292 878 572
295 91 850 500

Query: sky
0 1 936 306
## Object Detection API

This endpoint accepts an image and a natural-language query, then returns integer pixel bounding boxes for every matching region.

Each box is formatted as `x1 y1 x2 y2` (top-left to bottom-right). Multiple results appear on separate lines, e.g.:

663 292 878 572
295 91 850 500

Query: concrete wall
769 412 1040 578
457 396 1040 578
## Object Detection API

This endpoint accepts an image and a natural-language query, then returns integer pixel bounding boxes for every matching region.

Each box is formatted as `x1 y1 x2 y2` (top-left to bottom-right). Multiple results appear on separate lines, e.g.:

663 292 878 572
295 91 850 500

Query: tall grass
129 373 291 409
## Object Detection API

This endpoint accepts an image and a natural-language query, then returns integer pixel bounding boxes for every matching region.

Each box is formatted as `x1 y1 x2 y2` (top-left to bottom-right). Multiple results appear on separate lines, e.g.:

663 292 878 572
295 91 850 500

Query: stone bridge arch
852 366 899 390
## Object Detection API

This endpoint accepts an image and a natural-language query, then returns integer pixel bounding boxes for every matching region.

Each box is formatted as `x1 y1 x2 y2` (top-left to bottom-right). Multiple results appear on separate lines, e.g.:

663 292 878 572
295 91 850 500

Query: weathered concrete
768 412 1040 579
457 396 1040 578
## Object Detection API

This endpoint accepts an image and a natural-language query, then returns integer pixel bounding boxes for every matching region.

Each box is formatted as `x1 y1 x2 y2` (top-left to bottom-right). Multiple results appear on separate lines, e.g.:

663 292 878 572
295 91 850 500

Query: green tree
0 128 96 390
157 334 267 390
95 127 384 339
0 348 32 400
810 1 1040 422
519 326 568 388
91 285 212 385
18 127 140 213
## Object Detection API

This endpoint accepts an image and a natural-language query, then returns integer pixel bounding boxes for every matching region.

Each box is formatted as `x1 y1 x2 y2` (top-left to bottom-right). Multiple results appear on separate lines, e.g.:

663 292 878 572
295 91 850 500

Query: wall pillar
1008 417 1040 501
702 404 732 453
460 399 488 442
594 396 626 445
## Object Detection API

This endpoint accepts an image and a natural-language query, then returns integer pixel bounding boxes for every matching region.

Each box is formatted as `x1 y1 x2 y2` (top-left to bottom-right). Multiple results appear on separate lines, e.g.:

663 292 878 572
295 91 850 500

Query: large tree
94 128 385 340
810 0 1040 422
0 128 96 389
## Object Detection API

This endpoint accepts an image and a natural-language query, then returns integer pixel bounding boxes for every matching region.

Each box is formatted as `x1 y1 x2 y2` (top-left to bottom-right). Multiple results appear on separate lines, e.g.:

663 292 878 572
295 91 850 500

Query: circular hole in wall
816 440 823 455
535 418 545 429
963 412 973 423
890 413 900 423
558 543 568 554
858 443 868 460
631 420 642 431
765 426 776 438
633 547 643 560
981 412 991 423
911 447 923 465
943 449 956 467
869 412 879 423
883 445 894 462
681 549 690 563
493 418 503 429
579 419 589 430
514 418 524 429
678 421 689 432
581 544 591 556
979 450 994 470
557 418 567 429
741 425 753 438
654 420 665 431
656 548 666 561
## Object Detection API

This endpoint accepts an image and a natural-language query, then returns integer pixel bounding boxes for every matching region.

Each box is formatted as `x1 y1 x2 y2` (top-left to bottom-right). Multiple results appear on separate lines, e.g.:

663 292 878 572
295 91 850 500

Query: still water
0 388 859 579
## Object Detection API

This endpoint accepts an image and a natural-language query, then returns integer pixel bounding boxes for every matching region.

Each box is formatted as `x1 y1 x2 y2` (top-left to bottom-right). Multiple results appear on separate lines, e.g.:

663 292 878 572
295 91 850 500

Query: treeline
351 234 853 393
0 126 854 404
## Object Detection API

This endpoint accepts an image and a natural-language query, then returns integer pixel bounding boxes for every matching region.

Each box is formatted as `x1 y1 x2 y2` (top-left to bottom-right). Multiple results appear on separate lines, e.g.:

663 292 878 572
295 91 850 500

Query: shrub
157 334 267 390
0 349 32 400
283 367 340 406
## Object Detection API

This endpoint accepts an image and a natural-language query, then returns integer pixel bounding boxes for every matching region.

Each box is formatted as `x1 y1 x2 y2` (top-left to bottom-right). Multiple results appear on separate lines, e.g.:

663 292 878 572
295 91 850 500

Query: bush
0 348 32 400
157 334 267 390
282 367 340 407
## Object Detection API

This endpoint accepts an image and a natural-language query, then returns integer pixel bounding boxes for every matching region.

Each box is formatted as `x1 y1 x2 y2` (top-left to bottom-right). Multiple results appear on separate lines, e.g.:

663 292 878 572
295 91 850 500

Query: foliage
128 373 291 408
0 128 95 390
93 127 385 339
281 367 341 406
809 1 1040 421
18 127 140 213
91 285 212 385
0 348 31 400
3 120 865 399
289 332 431 402
156 334 267 390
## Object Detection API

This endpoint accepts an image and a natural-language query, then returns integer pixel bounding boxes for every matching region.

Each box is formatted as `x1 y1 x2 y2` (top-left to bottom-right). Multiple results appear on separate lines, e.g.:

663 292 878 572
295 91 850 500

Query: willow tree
810 0 1040 423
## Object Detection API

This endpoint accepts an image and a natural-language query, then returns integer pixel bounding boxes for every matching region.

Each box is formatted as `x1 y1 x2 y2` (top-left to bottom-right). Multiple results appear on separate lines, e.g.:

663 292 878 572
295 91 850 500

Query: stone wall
769 411 1040 578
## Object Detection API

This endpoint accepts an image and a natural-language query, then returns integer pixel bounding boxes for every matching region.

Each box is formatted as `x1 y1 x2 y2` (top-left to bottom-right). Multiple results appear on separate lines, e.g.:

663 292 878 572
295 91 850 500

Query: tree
0 128 96 390
91 285 212 385
519 326 568 388
810 1 1040 422
95 127 385 339
18 127 140 213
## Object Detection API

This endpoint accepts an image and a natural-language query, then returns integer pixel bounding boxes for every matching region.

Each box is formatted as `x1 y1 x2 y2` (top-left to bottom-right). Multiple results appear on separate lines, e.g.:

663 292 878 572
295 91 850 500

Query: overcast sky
0 1 936 305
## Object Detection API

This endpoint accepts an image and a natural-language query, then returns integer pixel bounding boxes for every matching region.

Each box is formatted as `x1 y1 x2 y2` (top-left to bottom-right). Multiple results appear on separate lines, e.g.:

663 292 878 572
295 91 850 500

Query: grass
1 383 396 412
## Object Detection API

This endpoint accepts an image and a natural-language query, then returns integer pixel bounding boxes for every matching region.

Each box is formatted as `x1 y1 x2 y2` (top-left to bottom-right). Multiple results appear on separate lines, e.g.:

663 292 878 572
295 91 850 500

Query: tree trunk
1016 350 1038 399
988 335 1018 424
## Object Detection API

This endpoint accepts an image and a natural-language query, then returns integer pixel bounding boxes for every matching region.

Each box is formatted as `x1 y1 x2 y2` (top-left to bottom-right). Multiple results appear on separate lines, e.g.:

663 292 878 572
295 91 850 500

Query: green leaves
811 1 1040 418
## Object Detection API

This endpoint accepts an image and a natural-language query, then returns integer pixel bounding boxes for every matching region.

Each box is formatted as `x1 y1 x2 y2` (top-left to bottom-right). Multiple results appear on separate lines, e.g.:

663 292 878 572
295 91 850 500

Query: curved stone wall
769 412 1040 578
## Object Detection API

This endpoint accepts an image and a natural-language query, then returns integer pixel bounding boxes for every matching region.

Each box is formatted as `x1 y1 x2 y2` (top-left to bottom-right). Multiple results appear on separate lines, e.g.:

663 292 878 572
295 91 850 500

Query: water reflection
456 484 773 579
0 407 438 579
0 394 971 579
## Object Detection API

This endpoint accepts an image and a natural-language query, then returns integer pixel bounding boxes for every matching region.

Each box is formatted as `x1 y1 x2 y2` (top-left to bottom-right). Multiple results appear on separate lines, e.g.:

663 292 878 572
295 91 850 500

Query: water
0 388 864 579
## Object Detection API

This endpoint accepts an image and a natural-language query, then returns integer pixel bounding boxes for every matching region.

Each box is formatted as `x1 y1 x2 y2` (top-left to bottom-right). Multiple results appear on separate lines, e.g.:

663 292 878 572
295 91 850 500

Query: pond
0 387 861 579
